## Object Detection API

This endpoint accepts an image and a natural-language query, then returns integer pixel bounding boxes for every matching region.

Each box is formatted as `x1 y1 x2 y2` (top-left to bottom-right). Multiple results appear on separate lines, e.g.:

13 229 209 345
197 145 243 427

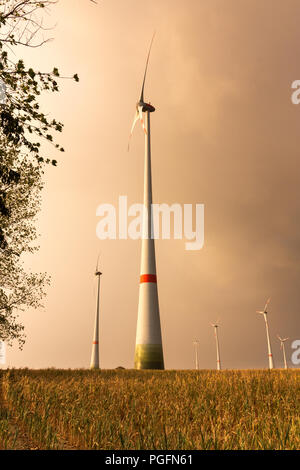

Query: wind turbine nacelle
138 101 155 113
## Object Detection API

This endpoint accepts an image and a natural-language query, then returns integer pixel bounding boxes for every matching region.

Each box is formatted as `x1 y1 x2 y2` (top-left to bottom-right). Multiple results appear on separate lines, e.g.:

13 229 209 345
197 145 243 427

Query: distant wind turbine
90 256 102 369
193 340 200 370
211 320 221 370
129 33 164 370
277 335 289 369
256 297 274 369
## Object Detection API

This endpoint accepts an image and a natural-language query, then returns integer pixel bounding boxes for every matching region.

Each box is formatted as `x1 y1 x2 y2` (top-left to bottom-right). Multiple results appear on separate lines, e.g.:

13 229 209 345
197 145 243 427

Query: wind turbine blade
140 31 156 103
96 254 100 272
256 311 265 314
138 105 147 135
131 110 139 134
128 110 140 151
264 297 271 311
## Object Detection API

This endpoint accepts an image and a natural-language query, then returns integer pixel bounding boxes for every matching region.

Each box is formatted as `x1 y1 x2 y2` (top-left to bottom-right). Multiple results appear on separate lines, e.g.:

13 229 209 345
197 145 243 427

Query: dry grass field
0 369 299 450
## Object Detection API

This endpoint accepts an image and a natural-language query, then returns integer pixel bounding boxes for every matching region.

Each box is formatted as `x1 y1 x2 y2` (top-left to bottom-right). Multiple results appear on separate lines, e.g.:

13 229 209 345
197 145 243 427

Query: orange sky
4 0 300 369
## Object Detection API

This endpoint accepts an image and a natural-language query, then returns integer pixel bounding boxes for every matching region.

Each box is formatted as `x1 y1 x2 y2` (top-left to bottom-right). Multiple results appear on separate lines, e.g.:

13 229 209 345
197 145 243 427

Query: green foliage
0 140 49 347
0 1 96 345
0 1 80 165
0 1 68 344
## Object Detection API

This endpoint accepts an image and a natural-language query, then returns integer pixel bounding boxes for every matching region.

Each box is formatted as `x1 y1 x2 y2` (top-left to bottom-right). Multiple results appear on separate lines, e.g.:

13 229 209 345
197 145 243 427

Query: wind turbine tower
256 297 274 369
90 258 102 369
211 321 221 371
277 335 289 369
193 340 200 370
129 35 164 370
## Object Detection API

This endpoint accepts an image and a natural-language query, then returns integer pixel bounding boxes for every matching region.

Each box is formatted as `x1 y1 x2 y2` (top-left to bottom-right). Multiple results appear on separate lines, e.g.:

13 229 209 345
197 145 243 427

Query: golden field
0 369 299 450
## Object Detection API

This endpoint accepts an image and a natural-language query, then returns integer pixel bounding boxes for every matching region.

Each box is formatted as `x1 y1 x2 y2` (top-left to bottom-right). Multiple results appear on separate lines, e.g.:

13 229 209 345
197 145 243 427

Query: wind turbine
211 320 221 371
277 335 289 369
256 297 274 369
90 256 102 369
193 340 200 370
129 34 164 370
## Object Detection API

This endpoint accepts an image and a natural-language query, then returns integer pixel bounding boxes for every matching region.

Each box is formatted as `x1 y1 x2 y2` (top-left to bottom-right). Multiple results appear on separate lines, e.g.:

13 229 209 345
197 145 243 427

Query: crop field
0 369 299 450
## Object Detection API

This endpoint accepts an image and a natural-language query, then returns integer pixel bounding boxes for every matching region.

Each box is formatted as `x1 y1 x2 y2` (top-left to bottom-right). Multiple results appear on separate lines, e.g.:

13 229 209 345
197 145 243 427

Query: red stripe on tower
140 274 157 284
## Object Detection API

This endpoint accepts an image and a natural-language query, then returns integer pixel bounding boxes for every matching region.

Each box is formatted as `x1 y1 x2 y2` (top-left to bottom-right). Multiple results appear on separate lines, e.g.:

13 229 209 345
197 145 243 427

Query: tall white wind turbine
277 335 289 369
256 297 274 369
211 320 221 371
129 34 164 369
90 257 102 369
193 340 200 370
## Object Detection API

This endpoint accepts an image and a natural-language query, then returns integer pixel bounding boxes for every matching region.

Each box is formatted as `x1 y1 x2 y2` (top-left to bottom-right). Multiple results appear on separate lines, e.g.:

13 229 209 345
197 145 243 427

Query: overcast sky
4 0 300 369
